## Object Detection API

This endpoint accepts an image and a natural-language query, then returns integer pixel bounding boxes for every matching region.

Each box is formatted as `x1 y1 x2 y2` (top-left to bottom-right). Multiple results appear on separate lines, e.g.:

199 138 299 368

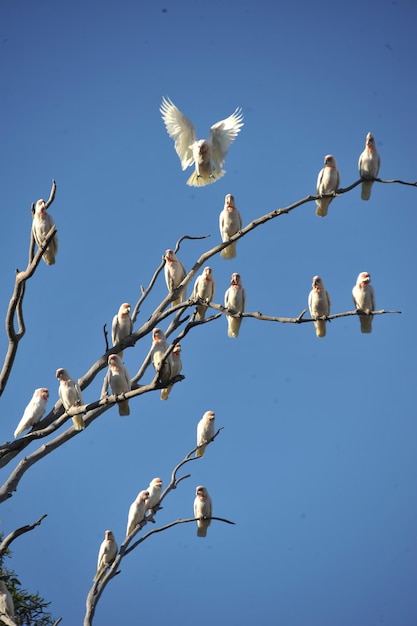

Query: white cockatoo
192 267 215 319
160 343 182 400
352 272 375 334
32 199 58 265
194 486 212 538
112 303 133 357
160 97 244 187
308 276 331 338
0 580 16 626
94 530 118 582
103 354 131 416
145 477 163 513
224 273 246 338
358 132 380 200
56 368 85 431
219 193 242 259
315 155 340 217
14 387 49 438
164 249 187 306
196 410 215 458
126 490 149 537
150 328 172 384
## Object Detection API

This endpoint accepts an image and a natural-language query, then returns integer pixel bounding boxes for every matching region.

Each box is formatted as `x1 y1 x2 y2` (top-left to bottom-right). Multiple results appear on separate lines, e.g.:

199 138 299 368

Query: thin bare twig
0 514 47 559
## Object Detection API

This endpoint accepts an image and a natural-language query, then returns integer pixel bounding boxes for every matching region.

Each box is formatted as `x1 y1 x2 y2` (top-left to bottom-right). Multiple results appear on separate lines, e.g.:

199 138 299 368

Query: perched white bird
194 486 212 538
352 272 375 334
196 410 215 458
94 530 118 582
224 273 246 338
150 328 172 384
160 343 182 400
145 477 163 513
308 276 331 338
14 388 49 438
358 132 380 200
219 193 242 259
0 580 16 626
32 199 58 265
56 368 85 431
112 303 133 357
315 155 340 217
160 97 244 187
126 490 149 536
192 267 215 319
103 355 131 416
164 249 187 306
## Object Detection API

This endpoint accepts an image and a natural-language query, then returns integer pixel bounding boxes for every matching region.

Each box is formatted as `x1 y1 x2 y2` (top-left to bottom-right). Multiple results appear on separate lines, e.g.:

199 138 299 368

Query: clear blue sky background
1 1 416 624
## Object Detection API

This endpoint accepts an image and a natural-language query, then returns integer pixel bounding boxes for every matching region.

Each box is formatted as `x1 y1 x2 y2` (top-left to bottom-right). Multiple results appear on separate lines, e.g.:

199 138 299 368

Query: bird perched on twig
224 273 246 338
358 132 380 200
0 580 16 626
219 193 242 259
308 276 331 338
160 97 244 187
352 272 375 333
32 199 58 264
14 388 49 437
315 155 340 217
196 411 215 458
56 368 85 431
94 530 118 582
160 343 182 400
150 328 172 384
126 490 149 536
194 486 212 538
192 267 215 319
112 303 133 357
164 249 187 307
102 355 131 416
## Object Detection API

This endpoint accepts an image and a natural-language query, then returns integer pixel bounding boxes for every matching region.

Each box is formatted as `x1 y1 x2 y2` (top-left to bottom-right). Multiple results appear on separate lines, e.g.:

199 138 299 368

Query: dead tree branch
0 514 47 559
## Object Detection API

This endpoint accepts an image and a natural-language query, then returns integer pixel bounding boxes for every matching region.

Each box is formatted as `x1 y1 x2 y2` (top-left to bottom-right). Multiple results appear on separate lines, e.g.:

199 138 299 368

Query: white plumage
150 328 172 384
219 193 242 259
14 387 49 438
224 273 246 338
112 303 133 357
32 199 58 265
358 132 380 200
160 343 182 400
94 530 118 582
164 249 187 306
196 411 215 458
126 490 149 536
308 276 331 338
192 267 215 319
0 580 16 626
56 368 85 431
352 272 375 333
160 97 243 187
315 155 340 217
194 486 212 538
103 355 131 416
145 477 163 513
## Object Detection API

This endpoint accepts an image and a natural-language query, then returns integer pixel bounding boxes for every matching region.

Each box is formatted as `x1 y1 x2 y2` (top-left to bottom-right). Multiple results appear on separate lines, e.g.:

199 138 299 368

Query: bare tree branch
0 514 47 559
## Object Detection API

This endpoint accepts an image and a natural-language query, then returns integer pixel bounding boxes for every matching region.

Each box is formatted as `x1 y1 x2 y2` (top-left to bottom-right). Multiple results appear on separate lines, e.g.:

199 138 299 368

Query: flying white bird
224 273 246 338
94 530 118 582
352 272 375 333
194 486 212 538
192 267 215 319
164 249 187 307
150 328 172 384
219 193 242 259
315 155 340 217
103 354 131 416
145 477 163 513
0 580 16 626
32 199 58 265
160 97 244 187
126 490 149 536
160 343 182 400
112 303 133 357
196 410 215 458
56 368 85 431
308 276 331 338
14 387 49 438
358 132 380 200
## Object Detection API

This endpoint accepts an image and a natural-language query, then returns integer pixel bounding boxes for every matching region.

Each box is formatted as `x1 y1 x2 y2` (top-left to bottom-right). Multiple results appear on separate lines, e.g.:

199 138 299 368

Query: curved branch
0 514 47 559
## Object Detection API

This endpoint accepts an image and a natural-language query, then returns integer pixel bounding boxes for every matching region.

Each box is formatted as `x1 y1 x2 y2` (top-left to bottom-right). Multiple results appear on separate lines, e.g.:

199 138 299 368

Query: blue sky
1 0 416 624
